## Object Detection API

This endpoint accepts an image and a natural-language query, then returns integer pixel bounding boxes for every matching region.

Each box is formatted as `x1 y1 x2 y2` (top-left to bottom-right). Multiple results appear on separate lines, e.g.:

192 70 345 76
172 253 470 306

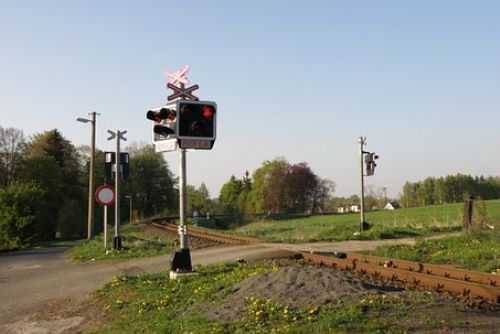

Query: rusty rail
346 253 498 287
300 252 500 304
150 221 261 245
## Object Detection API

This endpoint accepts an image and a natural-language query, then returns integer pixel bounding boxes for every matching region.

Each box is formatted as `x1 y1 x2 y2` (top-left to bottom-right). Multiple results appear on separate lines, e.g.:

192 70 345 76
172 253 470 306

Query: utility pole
358 136 379 232
359 136 366 232
107 130 127 250
77 112 97 239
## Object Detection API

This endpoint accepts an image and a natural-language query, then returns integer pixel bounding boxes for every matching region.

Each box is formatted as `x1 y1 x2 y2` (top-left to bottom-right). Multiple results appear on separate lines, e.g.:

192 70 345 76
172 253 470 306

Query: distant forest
400 175 500 208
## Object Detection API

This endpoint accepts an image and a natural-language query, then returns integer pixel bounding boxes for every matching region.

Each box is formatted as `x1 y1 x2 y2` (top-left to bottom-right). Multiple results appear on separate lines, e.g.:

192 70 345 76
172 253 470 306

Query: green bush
0 182 50 250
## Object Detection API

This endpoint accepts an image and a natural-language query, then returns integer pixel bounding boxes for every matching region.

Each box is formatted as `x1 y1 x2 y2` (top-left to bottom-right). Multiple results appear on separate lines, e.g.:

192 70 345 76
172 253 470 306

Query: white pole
104 205 108 249
179 149 188 249
114 131 121 249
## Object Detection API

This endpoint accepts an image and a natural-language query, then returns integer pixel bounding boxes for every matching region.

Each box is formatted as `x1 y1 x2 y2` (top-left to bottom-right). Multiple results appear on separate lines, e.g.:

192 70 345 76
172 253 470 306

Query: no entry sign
95 185 115 206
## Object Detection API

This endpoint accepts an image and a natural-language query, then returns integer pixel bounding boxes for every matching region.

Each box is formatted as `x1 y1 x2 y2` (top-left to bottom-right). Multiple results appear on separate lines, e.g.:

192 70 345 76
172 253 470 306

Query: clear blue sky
1 0 499 199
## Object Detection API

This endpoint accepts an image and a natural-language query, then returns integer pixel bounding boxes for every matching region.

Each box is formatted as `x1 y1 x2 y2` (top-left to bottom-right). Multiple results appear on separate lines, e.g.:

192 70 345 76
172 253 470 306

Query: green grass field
367 228 500 273
65 224 176 262
229 200 500 243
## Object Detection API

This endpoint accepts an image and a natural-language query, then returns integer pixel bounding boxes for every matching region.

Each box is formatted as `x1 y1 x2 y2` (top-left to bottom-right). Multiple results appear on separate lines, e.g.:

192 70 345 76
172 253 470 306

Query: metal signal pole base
113 236 122 250
360 221 372 231
170 248 193 272
169 148 195 276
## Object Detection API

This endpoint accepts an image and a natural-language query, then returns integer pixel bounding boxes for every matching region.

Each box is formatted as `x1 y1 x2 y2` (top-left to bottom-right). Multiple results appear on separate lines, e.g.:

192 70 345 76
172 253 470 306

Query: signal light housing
147 108 176 122
176 100 217 141
147 105 177 141
365 152 379 176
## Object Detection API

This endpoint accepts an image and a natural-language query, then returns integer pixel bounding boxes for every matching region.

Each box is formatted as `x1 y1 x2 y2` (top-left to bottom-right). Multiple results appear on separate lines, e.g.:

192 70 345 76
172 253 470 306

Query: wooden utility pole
463 195 474 230
359 136 366 232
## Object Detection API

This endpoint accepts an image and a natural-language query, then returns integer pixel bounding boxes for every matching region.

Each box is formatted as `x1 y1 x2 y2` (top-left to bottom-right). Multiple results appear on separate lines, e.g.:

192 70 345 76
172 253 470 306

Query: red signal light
202 106 214 119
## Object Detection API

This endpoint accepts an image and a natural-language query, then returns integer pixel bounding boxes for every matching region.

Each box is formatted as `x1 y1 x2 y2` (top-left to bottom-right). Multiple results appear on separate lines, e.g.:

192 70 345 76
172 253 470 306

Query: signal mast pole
359 136 366 232
107 130 127 250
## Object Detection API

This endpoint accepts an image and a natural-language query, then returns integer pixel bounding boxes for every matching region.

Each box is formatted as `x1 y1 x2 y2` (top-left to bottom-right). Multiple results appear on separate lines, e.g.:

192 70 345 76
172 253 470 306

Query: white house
384 201 400 210
337 205 361 214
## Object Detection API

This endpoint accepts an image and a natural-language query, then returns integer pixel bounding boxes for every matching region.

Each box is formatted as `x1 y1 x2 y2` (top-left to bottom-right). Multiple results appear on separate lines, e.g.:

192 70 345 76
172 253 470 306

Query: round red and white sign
95 185 115 206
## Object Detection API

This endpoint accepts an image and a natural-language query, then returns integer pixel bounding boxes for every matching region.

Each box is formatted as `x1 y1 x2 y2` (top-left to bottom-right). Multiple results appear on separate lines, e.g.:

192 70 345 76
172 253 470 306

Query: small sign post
95 185 115 206
95 185 115 250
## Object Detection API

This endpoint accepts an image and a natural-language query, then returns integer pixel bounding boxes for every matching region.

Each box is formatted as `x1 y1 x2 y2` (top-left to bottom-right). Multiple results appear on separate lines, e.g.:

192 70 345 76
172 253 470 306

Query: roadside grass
366 225 500 273
228 200 500 243
95 262 474 334
65 223 176 262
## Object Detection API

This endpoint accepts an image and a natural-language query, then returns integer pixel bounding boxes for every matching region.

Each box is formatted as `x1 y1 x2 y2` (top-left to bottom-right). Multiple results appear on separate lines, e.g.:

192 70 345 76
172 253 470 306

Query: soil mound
208 265 389 322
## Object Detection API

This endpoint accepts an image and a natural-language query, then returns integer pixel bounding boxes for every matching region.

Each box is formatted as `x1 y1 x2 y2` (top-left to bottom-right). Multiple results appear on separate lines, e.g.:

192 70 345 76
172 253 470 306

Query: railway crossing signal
365 152 379 176
359 137 380 233
107 130 127 250
166 65 190 86
176 100 216 150
167 83 199 101
104 152 129 181
147 65 218 276
147 106 177 138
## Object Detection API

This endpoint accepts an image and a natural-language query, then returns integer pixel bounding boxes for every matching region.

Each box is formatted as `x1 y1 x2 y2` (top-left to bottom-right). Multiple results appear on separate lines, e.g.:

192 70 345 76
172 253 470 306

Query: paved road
0 244 292 326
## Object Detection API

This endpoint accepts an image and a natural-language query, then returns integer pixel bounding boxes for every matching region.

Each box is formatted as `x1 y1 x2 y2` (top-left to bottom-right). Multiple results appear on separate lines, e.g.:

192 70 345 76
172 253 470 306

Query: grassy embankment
65 223 176 262
94 262 489 334
229 200 500 243
93 264 494 333
367 223 500 273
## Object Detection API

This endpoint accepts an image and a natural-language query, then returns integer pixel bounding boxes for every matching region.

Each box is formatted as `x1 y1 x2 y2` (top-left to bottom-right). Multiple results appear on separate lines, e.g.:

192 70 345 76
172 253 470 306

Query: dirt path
266 232 462 254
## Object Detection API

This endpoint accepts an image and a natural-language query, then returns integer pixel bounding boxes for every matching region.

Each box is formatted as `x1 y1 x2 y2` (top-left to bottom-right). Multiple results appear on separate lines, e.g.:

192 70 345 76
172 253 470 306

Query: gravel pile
208 265 388 322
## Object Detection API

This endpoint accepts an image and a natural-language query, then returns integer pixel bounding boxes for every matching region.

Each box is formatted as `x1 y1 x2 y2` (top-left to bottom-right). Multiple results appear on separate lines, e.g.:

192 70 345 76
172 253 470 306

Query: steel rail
300 252 500 304
150 221 261 245
346 253 498 286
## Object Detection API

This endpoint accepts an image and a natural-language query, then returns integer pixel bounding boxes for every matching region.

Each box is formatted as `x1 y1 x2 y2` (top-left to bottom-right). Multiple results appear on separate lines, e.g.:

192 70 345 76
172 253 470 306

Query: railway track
300 252 499 305
149 220 261 245
142 219 500 305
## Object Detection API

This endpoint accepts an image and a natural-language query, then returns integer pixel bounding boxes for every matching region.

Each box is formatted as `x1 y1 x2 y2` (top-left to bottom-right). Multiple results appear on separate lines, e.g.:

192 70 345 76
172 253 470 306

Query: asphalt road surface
0 244 292 326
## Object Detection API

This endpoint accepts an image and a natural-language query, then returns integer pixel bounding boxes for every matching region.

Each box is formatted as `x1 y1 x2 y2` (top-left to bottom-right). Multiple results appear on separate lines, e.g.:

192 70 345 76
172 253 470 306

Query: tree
218 175 243 215
0 183 50 249
187 183 212 215
282 162 318 213
252 158 289 213
312 178 336 212
24 129 83 199
248 158 321 214
0 126 25 188
22 129 85 238
122 145 177 217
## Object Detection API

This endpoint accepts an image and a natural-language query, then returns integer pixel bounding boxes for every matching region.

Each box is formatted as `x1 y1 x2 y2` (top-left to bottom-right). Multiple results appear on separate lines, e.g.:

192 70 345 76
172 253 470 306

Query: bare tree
0 126 25 187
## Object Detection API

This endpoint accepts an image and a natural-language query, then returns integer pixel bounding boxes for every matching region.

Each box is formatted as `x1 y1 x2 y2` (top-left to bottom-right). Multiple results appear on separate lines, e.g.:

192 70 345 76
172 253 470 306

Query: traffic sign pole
95 184 114 250
104 205 108 249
